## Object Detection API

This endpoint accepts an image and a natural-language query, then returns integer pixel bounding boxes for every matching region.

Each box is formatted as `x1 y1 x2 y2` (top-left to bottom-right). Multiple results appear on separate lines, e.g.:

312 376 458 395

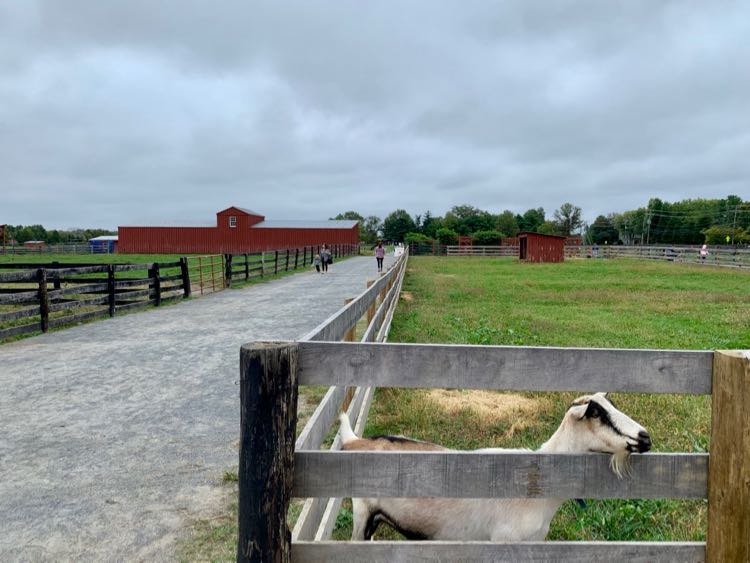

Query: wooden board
295 386 348 451
291 541 705 562
298 342 713 394
0 322 38 339
293 451 707 499
0 306 39 323
707 350 750 562
0 270 40 282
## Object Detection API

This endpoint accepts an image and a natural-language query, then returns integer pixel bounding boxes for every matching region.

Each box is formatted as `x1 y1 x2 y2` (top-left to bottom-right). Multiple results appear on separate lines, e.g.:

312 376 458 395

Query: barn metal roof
234 207 264 216
89 236 119 241
252 220 358 229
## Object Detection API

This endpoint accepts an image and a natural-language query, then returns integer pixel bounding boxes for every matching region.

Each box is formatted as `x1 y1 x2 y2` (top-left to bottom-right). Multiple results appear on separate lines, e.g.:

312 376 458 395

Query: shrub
472 230 505 245
436 228 459 245
405 232 434 245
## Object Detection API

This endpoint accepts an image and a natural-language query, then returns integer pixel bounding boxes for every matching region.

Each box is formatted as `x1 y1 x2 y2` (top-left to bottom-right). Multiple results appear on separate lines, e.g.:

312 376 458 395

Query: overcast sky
1 2 748 229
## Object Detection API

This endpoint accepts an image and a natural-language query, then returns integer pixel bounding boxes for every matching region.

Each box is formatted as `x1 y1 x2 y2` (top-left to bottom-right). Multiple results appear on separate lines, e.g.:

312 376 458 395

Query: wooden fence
0 260 187 340
0 244 359 341
238 297 749 560
433 243 750 270
446 245 518 256
567 245 750 269
237 250 409 561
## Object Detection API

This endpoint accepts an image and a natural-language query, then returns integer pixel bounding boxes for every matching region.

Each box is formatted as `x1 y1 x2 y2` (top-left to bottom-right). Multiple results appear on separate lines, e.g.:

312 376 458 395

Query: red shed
118 206 359 254
518 232 565 263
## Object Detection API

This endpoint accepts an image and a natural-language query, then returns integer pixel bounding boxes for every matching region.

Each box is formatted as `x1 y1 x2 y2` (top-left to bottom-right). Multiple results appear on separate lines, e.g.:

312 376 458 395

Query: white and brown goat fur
339 392 651 541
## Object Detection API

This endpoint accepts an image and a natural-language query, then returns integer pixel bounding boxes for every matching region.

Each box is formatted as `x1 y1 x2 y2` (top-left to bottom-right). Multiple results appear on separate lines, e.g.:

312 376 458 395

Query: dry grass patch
401 291 414 301
426 390 551 438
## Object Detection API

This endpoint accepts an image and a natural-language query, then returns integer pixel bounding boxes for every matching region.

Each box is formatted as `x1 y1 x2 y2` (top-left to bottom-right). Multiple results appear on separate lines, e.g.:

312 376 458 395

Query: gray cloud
1 1 748 229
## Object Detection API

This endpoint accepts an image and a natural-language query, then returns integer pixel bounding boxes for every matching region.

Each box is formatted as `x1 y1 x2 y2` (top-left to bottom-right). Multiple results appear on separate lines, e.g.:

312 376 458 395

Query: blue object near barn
88 235 118 254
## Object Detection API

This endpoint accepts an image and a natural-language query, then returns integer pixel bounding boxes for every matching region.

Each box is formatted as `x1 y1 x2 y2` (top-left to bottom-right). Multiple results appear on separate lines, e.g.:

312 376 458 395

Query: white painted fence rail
290 250 409 545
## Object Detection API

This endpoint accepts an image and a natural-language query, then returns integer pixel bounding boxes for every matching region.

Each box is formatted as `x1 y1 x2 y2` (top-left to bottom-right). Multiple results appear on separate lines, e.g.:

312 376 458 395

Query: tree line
1 224 116 245
334 194 750 246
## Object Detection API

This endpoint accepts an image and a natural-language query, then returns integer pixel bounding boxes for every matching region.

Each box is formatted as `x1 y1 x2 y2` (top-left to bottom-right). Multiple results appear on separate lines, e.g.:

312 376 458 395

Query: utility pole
731 206 738 245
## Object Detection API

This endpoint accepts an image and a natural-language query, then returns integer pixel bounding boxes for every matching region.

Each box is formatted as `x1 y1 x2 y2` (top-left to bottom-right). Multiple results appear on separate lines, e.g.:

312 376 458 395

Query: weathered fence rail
238 288 749 561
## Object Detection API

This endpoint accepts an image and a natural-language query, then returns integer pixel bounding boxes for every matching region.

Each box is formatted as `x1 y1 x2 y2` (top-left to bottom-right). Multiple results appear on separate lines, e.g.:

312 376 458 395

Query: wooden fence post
260 252 264 278
37 268 49 333
107 265 115 317
150 263 161 306
225 254 233 288
285 249 290 271
294 248 299 270
244 254 250 281
238 342 299 563
274 251 279 275
707 350 750 563
180 257 191 298
51 261 61 290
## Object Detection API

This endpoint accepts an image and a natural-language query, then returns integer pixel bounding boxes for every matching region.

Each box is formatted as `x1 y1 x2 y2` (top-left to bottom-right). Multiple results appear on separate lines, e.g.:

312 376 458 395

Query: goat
339 392 651 541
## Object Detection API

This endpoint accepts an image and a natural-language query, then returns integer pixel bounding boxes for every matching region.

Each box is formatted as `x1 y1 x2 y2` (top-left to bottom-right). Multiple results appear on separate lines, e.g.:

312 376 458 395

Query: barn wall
118 225 359 254
520 233 565 263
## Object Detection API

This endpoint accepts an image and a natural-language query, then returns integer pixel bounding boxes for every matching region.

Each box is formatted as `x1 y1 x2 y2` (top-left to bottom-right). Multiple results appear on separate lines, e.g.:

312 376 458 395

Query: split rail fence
0 244 359 341
238 274 749 561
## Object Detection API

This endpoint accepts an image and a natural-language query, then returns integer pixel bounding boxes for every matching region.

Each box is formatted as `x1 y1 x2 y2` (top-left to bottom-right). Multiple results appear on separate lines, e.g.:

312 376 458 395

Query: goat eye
590 410 599 418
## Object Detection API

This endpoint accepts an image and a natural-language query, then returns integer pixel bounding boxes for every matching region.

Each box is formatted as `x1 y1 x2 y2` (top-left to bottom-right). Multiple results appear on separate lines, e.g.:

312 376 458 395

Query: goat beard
609 450 632 479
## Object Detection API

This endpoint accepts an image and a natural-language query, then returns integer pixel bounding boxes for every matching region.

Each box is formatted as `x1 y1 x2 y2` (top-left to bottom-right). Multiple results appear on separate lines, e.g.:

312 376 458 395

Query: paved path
0 254 392 562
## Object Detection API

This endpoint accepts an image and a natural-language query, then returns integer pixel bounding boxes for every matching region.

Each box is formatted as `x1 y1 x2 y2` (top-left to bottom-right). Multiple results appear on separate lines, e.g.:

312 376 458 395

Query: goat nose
638 430 652 452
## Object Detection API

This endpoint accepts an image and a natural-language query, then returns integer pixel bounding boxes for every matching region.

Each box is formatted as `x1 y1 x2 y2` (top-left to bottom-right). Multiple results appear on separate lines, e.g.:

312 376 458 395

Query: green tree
360 216 382 244
420 211 442 239
537 221 560 235
517 208 545 232
495 210 519 237
331 211 365 222
553 203 583 235
589 215 619 244
382 209 416 243
444 204 495 235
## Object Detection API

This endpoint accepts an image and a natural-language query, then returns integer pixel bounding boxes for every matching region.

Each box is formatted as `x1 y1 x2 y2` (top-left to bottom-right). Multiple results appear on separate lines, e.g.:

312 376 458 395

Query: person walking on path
375 241 385 272
321 245 331 273
313 252 322 273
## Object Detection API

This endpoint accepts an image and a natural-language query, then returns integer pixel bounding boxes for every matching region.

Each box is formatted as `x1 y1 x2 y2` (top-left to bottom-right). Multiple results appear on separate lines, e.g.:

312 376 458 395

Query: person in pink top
375 241 385 272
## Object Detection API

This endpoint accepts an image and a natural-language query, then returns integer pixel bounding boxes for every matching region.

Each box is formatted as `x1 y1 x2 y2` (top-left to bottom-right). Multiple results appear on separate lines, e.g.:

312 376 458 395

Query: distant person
700 244 709 261
313 252 322 273
592 243 599 258
375 241 385 272
321 245 331 273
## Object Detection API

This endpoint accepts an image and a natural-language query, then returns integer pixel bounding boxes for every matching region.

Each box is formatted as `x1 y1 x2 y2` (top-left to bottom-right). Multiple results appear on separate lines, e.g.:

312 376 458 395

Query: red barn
118 207 360 254
518 232 565 263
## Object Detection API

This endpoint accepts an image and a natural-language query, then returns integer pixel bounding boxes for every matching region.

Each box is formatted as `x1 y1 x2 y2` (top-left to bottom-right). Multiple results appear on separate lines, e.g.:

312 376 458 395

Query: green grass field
354 256 750 542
